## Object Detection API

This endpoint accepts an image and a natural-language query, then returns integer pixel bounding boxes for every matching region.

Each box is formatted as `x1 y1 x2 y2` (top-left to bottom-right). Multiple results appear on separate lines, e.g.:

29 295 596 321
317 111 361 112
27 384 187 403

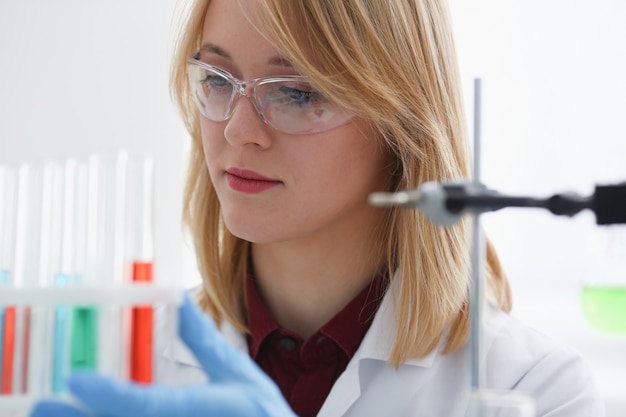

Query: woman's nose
223 95 273 149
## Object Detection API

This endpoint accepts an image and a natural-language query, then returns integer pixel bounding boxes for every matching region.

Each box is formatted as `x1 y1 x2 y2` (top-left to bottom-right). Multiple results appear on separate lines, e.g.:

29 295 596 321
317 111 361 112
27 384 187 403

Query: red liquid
20 307 30 393
1 307 15 394
130 262 153 384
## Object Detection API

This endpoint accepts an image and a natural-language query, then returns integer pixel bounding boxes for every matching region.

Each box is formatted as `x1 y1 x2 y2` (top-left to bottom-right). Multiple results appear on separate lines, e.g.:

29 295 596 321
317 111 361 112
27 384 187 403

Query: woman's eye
278 86 324 107
202 74 230 90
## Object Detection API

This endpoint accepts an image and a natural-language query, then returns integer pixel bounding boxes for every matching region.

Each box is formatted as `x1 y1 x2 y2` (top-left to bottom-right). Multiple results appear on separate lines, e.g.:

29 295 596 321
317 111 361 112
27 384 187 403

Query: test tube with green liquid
69 160 99 372
70 307 98 371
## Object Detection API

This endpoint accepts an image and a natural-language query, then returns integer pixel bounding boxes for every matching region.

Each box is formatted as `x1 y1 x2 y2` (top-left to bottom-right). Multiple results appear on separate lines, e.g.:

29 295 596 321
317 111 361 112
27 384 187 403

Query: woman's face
199 0 394 245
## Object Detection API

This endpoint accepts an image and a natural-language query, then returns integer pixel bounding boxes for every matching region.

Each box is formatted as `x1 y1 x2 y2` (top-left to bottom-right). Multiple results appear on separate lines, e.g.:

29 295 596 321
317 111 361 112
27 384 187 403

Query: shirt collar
246 272 281 358
164 270 443 370
246 268 387 360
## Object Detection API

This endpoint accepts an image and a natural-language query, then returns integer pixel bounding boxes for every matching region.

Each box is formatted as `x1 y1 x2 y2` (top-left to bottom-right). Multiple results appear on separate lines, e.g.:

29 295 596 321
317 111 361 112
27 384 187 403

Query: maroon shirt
246 271 386 417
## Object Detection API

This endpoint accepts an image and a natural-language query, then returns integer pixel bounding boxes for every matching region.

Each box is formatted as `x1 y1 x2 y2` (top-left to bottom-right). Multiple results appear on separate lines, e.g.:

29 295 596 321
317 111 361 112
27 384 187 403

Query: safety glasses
186 55 353 135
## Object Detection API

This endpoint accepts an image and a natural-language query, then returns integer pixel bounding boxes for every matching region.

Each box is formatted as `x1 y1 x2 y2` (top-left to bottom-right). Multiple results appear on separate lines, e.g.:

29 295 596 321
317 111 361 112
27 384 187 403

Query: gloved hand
30 293 297 417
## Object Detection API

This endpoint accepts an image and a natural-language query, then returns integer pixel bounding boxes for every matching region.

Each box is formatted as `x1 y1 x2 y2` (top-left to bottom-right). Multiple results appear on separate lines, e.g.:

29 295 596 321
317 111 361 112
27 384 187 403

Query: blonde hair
169 0 511 366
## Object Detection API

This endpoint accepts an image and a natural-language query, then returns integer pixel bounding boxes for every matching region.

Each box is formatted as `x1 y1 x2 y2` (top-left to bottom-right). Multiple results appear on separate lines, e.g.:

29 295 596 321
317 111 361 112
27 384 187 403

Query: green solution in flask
582 286 626 333
582 226 626 334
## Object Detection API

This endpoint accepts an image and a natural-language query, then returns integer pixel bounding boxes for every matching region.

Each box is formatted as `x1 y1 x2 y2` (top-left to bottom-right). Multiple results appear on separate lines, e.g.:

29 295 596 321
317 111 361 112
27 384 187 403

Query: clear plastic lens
187 59 352 135
259 81 325 109
255 81 345 134
191 67 234 122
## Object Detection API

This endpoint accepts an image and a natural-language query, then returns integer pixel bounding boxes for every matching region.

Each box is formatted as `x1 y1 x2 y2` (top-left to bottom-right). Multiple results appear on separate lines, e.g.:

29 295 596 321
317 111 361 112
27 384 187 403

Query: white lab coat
159 285 605 417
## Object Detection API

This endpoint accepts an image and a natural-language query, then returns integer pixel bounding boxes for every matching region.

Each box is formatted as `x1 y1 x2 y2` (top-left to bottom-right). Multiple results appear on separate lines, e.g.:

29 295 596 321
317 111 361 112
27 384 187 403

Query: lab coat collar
352 279 442 368
316 276 444 417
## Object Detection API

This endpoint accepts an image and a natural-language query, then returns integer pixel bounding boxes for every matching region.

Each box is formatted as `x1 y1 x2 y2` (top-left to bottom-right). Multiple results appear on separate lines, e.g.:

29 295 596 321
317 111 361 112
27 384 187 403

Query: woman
32 0 602 416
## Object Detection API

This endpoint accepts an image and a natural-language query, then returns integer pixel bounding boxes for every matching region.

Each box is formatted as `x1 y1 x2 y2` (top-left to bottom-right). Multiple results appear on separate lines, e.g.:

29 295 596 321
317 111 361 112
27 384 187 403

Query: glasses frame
186 55 353 135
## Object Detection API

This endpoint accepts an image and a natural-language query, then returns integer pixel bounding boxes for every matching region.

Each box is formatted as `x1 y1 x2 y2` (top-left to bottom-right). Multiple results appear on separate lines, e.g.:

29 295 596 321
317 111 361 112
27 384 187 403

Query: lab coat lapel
318 280 441 417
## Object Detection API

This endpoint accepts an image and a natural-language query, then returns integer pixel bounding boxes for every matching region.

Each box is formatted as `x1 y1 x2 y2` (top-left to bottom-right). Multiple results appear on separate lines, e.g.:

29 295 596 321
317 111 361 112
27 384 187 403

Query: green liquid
70 307 98 371
582 286 626 333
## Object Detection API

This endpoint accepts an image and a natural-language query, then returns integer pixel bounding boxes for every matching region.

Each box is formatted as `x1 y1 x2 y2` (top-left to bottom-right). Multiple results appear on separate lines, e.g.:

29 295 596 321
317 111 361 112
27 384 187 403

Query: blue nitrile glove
30 293 297 417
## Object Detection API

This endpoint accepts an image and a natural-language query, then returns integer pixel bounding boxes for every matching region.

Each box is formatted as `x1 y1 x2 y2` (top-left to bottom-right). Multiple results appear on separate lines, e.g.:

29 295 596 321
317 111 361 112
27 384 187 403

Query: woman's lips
225 168 282 194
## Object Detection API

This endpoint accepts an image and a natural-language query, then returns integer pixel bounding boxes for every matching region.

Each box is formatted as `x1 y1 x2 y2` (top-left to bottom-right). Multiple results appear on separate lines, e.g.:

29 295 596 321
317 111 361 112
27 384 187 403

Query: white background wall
1 0 624 414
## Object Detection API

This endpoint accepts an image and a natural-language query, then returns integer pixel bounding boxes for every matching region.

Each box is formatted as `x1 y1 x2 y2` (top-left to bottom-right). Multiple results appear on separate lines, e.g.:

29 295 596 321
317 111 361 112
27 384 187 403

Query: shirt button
279 336 297 351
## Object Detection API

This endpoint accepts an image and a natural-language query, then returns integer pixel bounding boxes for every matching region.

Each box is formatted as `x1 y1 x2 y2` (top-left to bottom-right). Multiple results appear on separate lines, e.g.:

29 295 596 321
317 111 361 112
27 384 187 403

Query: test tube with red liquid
0 166 17 395
128 157 155 384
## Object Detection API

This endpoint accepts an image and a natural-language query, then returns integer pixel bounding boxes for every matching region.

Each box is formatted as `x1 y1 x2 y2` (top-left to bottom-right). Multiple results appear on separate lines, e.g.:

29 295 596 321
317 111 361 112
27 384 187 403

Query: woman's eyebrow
199 42 292 67
267 56 292 68
200 43 231 59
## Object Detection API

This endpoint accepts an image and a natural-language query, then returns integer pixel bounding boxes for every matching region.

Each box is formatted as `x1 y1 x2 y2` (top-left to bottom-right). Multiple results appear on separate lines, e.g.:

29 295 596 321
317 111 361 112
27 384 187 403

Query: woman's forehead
200 0 284 63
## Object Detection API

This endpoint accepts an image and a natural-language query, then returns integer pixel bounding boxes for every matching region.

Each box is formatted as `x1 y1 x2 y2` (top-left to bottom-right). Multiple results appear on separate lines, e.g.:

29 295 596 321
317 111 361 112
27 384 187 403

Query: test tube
127 156 155 384
14 165 47 397
39 162 68 394
1 308 15 395
0 166 18 395
88 152 129 380
58 159 96 373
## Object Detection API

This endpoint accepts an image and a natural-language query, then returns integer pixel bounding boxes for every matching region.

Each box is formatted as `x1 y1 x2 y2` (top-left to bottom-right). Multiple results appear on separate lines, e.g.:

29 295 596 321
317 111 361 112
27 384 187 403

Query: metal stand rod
469 213 485 389
469 78 485 390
